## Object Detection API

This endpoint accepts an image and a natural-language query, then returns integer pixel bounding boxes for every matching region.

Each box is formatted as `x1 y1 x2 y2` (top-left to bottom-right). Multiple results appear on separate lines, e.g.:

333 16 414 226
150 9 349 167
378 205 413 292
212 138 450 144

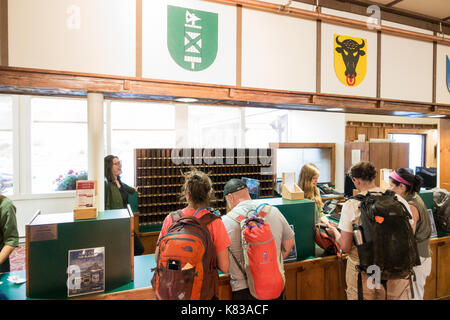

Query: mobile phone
167 259 180 270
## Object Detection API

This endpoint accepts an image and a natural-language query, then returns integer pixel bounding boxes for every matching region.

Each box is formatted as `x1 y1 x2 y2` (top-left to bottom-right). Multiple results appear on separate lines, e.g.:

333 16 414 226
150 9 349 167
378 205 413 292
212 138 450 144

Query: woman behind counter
104 155 144 255
298 163 331 226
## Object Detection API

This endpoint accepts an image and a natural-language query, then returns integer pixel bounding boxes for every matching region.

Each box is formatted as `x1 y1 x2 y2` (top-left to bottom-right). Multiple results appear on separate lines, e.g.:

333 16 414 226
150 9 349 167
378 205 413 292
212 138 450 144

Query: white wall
8 0 136 76
241 7 316 92
12 193 76 240
381 35 433 103
288 110 346 192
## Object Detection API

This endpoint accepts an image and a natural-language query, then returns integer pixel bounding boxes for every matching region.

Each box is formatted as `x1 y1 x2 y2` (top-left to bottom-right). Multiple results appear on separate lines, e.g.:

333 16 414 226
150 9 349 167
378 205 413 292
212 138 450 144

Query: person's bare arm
282 237 295 259
0 245 15 265
217 248 230 273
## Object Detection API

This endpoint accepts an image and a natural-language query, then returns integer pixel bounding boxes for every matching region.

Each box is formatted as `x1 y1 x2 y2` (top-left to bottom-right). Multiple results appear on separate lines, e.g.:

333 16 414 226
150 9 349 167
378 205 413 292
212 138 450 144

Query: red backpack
151 208 220 300
228 203 285 300
314 224 341 257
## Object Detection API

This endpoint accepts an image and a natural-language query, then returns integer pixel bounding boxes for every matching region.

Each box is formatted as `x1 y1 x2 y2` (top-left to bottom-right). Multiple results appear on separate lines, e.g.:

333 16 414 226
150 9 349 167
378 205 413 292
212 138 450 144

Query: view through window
0 96 13 194
31 97 88 193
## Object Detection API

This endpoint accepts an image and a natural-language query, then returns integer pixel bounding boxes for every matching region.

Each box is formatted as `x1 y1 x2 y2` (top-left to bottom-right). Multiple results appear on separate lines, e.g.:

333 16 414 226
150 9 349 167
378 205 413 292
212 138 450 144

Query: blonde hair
298 163 323 209
179 168 216 206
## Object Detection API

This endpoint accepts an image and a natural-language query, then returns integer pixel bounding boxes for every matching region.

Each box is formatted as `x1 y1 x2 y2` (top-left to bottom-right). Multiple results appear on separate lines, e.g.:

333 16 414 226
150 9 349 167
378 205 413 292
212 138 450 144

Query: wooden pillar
440 119 450 190
87 92 105 211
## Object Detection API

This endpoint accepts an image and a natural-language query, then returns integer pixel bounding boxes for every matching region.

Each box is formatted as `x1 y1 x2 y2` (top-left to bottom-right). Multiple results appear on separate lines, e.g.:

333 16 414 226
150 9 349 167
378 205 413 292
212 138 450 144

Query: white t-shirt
338 187 414 262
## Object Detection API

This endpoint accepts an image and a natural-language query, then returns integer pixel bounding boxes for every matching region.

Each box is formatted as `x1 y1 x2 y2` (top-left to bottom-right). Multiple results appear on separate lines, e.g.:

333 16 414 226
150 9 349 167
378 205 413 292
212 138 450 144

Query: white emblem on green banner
167 5 218 71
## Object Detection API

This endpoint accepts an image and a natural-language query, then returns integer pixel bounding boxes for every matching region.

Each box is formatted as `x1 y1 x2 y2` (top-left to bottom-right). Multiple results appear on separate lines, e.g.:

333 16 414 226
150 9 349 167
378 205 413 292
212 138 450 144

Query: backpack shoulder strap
171 210 183 223
256 203 271 218
351 193 366 202
198 210 220 226
227 210 247 224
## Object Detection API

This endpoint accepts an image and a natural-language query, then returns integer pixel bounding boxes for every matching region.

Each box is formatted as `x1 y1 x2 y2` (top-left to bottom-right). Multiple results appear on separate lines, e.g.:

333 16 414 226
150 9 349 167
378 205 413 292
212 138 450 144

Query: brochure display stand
281 172 304 200
73 180 98 220
25 208 133 299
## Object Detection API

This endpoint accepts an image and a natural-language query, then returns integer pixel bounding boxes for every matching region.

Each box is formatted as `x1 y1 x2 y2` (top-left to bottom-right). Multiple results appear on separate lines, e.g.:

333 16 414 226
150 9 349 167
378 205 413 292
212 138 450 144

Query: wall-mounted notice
351 149 361 165
29 224 58 242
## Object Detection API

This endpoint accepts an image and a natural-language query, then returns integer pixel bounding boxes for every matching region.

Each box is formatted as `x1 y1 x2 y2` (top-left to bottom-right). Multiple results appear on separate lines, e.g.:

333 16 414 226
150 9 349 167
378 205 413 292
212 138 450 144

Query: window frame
385 128 433 168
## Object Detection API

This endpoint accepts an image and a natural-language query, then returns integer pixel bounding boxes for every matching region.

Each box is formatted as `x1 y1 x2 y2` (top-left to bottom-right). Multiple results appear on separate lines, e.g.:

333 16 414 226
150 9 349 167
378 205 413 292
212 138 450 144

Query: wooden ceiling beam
0 66 448 118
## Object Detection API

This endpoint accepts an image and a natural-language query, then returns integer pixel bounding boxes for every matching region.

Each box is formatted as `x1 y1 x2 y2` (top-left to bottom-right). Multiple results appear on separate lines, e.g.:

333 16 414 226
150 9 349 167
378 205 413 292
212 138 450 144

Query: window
110 101 176 186
388 133 425 172
0 96 13 195
245 108 288 147
31 97 88 193
188 105 242 148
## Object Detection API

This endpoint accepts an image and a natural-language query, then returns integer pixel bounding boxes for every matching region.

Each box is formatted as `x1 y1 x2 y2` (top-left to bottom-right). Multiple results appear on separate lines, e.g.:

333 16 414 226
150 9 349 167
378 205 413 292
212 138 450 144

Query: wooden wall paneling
284 266 298 300
440 119 450 190
355 127 368 141
368 125 382 141
316 18 321 93
345 126 357 142
323 259 347 300
218 276 232 300
437 239 450 299
296 263 325 300
423 241 437 300
390 142 409 170
344 142 370 173
369 143 391 176
138 231 159 255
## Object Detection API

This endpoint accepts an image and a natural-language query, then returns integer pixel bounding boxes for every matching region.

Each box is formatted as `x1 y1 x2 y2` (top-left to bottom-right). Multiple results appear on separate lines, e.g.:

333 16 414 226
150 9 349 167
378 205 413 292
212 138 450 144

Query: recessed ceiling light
428 114 446 118
174 97 198 103
325 107 344 112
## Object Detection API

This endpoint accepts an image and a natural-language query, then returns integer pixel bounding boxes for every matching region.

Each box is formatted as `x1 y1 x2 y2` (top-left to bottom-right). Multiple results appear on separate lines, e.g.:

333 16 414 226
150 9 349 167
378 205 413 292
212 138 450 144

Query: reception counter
2 233 449 300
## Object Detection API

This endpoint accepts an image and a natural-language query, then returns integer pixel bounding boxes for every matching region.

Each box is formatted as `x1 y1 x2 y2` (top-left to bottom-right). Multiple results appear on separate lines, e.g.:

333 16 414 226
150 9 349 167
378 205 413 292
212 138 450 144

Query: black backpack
432 188 450 233
352 190 420 299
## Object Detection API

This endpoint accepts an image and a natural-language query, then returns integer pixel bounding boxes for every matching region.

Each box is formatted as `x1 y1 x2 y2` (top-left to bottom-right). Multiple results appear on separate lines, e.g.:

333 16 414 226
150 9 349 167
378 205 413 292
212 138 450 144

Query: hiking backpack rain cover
353 190 420 298
151 209 219 300
229 204 284 300
432 188 450 233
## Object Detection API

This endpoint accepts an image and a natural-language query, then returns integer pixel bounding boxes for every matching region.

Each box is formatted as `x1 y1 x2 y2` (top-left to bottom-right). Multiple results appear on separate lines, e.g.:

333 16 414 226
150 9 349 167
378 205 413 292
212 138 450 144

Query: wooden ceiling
371 0 450 21
294 0 450 35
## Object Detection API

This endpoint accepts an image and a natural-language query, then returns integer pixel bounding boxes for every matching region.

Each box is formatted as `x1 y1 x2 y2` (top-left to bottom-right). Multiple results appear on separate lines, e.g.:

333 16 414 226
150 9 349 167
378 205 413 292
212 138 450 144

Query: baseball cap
223 178 248 197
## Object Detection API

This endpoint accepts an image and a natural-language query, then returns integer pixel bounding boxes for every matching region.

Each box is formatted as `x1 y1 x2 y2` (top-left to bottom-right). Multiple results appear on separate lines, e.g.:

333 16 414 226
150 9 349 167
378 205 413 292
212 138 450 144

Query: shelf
135 148 275 228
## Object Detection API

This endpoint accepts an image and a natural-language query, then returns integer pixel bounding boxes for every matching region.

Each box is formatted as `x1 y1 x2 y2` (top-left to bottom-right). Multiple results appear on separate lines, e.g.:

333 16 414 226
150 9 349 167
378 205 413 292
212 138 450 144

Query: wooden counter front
3 236 448 300
76 235 450 300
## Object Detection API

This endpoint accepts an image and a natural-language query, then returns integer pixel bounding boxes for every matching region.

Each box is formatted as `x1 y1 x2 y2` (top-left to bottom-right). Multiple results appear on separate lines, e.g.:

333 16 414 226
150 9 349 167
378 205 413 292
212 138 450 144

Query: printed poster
67 247 105 297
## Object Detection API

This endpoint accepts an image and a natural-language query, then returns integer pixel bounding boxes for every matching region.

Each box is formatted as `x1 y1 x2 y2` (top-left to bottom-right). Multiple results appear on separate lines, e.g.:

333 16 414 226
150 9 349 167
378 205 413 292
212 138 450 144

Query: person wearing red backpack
154 169 230 300
222 178 295 300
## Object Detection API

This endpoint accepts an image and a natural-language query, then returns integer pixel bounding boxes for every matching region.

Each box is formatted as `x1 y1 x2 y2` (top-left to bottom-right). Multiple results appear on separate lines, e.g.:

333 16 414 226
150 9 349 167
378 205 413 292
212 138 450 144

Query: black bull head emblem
335 36 365 86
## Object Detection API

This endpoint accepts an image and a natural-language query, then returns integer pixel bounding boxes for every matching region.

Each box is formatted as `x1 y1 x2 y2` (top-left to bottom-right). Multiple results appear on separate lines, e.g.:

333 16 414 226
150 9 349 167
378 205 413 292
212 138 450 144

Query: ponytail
391 168 423 195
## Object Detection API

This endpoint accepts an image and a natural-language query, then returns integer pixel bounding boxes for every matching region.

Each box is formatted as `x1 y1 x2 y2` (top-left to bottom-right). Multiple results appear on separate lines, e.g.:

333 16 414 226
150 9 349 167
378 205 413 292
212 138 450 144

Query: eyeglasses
113 160 122 166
